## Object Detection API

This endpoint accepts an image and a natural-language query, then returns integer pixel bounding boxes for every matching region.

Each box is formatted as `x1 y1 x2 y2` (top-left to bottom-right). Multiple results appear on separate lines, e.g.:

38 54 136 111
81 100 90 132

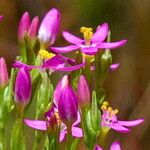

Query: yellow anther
80 26 93 43
54 111 61 125
39 49 55 59
108 107 113 113
114 109 118 114
103 101 109 106
101 105 107 111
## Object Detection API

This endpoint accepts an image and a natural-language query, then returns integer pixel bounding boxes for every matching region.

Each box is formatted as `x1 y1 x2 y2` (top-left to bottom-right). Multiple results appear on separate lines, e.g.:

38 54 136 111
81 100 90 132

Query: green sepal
32 38 40 55
35 72 53 119
24 36 36 65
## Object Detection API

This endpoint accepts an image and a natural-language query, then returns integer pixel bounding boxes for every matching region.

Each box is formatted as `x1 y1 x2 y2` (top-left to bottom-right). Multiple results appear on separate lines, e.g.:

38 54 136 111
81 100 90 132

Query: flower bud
27 16 39 39
56 75 78 126
38 8 60 46
77 75 90 109
15 67 31 104
0 57 8 86
18 12 30 40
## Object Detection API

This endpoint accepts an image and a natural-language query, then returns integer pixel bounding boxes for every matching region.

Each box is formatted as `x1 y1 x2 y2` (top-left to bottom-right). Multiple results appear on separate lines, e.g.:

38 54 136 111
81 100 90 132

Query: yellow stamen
101 105 107 111
54 111 61 125
103 101 109 106
80 26 93 44
108 107 113 113
39 49 55 59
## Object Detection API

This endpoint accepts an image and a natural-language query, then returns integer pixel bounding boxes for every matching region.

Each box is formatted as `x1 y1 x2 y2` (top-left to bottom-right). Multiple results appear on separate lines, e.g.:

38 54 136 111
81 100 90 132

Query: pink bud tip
28 16 39 39
0 57 8 86
18 12 30 40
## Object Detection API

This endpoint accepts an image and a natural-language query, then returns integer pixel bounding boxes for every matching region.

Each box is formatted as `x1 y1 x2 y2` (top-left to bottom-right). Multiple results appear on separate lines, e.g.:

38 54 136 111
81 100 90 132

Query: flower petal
117 118 144 127
71 127 83 138
15 67 31 103
38 8 60 45
59 130 67 142
41 55 65 70
97 40 127 49
63 31 83 44
110 141 121 150
92 23 109 42
95 145 103 150
54 62 85 72
51 45 80 53
24 119 47 131
109 122 130 133
81 47 98 55
13 61 39 70
73 111 81 126
110 63 120 71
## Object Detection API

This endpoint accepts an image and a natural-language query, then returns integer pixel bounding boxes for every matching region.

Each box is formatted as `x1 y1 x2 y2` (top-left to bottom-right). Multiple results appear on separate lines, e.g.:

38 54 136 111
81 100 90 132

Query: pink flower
51 23 127 55
13 54 85 72
24 106 82 142
101 101 144 133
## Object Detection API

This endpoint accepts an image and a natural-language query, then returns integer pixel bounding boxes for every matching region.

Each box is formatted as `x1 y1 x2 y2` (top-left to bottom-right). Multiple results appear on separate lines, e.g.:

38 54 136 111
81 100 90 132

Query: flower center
101 101 118 119
80 27 93 45
39 49 55 59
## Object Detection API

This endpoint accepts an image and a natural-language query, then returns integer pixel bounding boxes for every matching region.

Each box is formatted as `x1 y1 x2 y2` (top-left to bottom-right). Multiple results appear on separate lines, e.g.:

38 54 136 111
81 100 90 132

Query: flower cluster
0 8 144 150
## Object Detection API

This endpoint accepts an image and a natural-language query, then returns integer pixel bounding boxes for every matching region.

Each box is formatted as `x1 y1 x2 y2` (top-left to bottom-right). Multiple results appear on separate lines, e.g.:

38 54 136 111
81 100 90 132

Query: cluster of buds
0 7 144 150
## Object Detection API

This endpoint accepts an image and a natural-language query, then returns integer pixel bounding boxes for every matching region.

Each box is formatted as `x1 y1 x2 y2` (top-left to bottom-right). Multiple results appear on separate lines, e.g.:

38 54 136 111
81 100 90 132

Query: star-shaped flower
51 23 127 55
101 101 144 133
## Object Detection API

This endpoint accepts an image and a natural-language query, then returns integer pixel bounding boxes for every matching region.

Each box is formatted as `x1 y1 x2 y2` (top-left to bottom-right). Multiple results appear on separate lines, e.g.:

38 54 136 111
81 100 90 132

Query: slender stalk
33 131 45 150
66 125 73 150
0 127 5 150
11 105 25 150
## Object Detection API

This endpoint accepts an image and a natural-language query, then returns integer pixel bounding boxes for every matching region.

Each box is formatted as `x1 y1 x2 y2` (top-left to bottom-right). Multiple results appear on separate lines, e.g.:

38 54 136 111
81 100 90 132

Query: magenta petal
54 62 85 72
110 141 121 150
38 8 60 45
110 63 120 71
98 40 127 49
58 75 78 123
62 31 83 44
81 46 98 55
24 119 47 131
18 12 30 40
15 67 31 103
117 118 144 127
51 45 79 53
13 61 39 70
28 16 39 39
95 145 103 150
77 75 90 108
72 111 81 126
42 55 65 70
71 127 83 138
109 122 130 133
92 23 109 42
59 130 67 142
0 57 8 86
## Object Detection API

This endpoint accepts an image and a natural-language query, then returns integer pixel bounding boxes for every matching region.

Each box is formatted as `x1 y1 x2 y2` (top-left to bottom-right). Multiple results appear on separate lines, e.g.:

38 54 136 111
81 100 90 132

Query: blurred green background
0 0 150 149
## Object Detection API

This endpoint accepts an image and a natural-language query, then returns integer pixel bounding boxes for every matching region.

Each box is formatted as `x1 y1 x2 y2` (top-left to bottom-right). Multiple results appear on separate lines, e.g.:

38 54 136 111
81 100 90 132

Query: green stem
11 105 25 150
33 131 45 150
66 125 73 150
80 108 89 147
0 127 5 150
